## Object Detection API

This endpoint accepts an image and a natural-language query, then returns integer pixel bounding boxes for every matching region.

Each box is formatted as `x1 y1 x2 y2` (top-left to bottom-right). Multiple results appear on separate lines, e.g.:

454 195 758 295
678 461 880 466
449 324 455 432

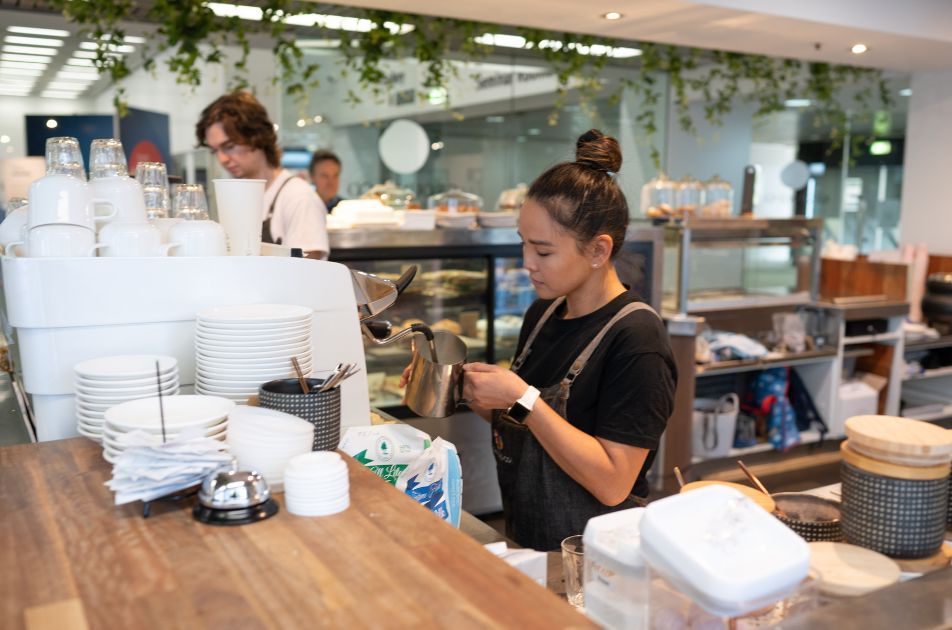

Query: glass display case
330 225 663 412
662 218 822 315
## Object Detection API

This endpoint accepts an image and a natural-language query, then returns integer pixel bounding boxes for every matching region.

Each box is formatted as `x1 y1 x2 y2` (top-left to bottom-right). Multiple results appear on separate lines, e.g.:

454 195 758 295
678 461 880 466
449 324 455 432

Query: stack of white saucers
101 395 234 463
74 355 180 443
284 451 350 516
194 304 313 402
227 406 314 485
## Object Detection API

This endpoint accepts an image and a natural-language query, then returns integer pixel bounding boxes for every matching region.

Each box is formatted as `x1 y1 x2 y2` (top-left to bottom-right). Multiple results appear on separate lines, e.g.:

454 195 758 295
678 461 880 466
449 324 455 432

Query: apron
492 296 660 551
261 177 293 245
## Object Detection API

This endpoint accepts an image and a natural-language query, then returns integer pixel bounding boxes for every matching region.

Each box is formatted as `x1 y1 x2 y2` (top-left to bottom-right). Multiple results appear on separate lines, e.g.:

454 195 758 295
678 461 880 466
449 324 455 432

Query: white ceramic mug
213 178 265 256
28 174 117 230
98 221 171 257
167 219 227 256
9 223 101 258
90 176 148 228
0 206 28 255
151 217 183 244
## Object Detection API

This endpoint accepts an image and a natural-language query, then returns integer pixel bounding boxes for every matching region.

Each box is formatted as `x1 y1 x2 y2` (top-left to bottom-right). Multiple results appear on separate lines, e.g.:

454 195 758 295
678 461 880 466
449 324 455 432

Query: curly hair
195 91 281 168
527 129 628 258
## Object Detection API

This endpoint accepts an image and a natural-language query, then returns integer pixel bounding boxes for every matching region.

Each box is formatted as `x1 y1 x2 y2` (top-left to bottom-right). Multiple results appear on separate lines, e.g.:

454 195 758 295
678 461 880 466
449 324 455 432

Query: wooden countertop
1 438 592 629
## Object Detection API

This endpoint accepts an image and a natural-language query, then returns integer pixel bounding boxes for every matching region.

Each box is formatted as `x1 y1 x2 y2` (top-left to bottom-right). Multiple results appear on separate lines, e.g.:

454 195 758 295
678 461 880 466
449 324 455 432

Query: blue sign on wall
119 107 171 172
25 114 115 170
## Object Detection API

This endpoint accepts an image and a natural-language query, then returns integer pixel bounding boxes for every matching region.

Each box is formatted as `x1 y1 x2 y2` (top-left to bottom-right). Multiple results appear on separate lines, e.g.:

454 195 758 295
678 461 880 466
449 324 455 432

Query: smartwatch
507 386 540 424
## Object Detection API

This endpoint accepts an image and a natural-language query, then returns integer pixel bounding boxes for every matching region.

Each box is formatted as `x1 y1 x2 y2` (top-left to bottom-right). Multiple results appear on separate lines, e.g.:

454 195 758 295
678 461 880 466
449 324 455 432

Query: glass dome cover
428 187 483 213
640 173 677 218
361 180 417 209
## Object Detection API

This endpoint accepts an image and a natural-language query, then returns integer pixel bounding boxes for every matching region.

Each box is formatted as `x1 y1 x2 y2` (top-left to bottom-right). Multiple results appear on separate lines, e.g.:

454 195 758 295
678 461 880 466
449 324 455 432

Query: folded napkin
105 427 234 505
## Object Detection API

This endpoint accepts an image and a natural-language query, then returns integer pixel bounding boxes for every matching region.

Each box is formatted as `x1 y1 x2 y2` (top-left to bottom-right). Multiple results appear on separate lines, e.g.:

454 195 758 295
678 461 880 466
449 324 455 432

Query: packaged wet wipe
339 424 431 485
396 438 463 528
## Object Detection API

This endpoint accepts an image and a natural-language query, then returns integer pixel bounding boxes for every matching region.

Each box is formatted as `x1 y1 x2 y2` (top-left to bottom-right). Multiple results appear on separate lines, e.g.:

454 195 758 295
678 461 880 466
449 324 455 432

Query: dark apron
261 177 293 245
492 297 659 551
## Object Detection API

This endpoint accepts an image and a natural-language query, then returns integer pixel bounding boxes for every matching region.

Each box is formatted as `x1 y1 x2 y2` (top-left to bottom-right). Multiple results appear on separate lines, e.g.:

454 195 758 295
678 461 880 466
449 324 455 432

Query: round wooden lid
841 441 952 481
848 438 952 467
808 542 901 597
845 415 952 459
680 480 776 512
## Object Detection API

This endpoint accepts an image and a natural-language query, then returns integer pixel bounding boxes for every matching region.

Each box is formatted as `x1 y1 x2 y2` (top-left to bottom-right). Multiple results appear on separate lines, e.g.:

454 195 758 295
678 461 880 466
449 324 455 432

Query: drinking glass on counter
135 162 171 220
173 183 210 221
45 137 86 179
561 534 585 610
89 139 128 179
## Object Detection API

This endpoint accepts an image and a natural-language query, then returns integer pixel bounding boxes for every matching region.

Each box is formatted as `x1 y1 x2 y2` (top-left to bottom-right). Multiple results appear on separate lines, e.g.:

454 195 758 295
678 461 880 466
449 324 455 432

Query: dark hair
195 91 281 168
309 149 341 175
527 129 628 257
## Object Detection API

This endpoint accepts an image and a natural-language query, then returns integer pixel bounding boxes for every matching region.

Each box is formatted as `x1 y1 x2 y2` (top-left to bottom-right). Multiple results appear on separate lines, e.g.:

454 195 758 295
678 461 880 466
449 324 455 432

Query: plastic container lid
583 507 646 568
361 181 417 209
639 485 810 618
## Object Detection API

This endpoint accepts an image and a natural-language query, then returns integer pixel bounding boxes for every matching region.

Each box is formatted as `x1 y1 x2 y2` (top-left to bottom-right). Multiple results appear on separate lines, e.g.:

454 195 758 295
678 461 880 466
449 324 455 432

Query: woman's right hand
398 364 413 388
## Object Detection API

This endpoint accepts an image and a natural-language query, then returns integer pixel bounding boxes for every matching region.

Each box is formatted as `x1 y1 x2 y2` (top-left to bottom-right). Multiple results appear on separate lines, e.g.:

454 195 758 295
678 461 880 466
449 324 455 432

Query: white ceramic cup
90 176 148 229
167 219 227 257
9 223 100 258
151 217 183 244
213 179 265 256
98 221 170 257
0 206 28 255
28 174 117 230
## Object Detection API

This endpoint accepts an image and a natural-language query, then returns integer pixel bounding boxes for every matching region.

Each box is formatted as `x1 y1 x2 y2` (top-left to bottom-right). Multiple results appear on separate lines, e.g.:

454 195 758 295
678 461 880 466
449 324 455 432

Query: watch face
507 402 530 423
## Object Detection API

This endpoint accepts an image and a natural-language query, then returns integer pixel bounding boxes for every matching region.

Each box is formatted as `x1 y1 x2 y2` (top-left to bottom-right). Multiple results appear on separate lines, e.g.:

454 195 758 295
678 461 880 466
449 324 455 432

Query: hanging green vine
51 1 893 168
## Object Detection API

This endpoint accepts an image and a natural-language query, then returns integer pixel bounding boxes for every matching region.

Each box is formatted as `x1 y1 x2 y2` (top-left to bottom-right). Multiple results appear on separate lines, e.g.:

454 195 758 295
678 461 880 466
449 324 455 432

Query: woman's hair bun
576 129 622 174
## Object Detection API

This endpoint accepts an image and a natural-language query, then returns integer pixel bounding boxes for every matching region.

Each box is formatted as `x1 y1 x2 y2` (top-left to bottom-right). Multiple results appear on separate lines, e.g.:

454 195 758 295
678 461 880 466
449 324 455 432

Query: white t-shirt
261 169 329 257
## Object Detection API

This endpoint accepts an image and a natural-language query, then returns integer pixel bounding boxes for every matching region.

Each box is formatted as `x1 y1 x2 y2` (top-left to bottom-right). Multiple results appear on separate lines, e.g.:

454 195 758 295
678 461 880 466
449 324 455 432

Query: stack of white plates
194 304 313 402
102 395 234 463
436 212 477 229
284 451 350 516
227 406 314 485
477 211 518 228
74 355 180 443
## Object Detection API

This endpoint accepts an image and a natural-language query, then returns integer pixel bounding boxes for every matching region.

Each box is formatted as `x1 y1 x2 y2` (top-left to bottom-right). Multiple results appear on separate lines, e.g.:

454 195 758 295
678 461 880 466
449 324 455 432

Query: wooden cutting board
680 480 776 512
844 415 952 459
840 441 951 481
809 542 901 597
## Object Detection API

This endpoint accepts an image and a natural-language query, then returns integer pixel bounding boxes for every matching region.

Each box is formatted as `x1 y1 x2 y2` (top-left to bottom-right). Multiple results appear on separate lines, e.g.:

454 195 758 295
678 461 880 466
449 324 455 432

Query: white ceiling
321 0 952 72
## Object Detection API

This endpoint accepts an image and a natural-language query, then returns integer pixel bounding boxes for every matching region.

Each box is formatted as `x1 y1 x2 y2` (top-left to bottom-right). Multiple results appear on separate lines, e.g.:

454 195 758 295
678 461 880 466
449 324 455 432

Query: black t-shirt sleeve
594 343 676 450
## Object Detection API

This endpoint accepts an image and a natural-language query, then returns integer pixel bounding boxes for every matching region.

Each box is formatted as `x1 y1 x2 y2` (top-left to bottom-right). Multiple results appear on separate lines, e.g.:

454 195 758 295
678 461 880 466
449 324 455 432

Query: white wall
899 69 952 254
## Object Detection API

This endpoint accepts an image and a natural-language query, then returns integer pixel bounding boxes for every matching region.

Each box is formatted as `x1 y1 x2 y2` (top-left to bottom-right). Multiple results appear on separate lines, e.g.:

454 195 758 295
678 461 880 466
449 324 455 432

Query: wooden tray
844 415 952 459
680 480 776 512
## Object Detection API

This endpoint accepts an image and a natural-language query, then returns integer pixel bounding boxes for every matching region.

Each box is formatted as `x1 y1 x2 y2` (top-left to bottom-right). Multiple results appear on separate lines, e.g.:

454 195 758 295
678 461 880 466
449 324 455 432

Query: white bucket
691 393 739 458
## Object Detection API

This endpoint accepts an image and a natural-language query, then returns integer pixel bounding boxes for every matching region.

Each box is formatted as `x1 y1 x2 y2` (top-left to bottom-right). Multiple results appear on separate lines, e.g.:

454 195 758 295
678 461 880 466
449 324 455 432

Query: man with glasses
196 91 329 258
308 150 343 213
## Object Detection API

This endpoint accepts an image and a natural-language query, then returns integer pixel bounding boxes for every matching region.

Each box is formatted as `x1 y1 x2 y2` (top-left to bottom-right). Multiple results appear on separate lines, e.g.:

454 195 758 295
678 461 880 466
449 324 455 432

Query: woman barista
463 130 677 551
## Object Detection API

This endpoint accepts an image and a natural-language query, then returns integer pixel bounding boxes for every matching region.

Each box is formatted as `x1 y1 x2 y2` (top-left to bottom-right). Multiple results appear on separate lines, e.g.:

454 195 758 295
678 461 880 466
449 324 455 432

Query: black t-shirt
512 289 677 497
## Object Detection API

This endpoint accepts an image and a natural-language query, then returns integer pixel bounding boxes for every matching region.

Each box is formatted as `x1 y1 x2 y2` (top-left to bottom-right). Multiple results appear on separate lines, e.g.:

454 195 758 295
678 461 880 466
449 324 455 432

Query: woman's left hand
462 363 529 410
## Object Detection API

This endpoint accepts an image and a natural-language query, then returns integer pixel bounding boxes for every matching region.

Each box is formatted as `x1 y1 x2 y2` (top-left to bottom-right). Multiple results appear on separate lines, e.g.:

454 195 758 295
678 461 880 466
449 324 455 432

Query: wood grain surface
0 438 593 630
840 441 951 481
892 544 952 574
808 542 901 597
844 415 952 458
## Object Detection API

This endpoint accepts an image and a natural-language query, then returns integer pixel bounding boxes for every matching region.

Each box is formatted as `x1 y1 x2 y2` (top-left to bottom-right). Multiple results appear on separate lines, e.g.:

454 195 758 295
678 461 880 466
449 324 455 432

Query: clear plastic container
495 183 528 212
640 173 677 219
703 175 734 218
676 176 703 217
584 508 649 629
361 181 418 210
427 188 483 214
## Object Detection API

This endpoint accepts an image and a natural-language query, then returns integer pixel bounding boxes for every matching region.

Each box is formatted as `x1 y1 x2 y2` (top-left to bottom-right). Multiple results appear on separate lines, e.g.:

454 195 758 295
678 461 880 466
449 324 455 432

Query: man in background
196 91 329 258
309 150 343 213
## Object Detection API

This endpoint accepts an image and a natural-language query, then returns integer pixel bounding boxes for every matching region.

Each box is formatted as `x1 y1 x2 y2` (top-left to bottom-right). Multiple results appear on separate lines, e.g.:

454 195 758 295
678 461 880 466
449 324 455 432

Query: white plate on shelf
197 304 313 324
75 378 179 397
194 331 310 346
195 344 312 360
76 384 179 404
75 355 177 381
196 320 311 334
104 395 235 432
75 373 180 389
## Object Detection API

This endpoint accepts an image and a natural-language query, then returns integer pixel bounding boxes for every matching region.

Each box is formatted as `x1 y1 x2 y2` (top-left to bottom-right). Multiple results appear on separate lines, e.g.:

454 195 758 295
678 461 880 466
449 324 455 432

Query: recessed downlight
46 118 58 128
602 11 623 20
850 43 868 54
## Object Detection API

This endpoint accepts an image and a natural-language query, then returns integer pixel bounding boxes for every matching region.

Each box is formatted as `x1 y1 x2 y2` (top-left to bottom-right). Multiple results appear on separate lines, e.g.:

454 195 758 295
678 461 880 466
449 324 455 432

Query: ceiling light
1 53 51 63
474 33 527 48
7 26 70 37
4 35 65 47
42 91 81 100
850 43 868 54
46 118 58 128
899 88 912 97
869 140 892 156
0 67 43 76
430 141 444 151
0 86 31 95
71 51 98 59
0 135 9 143
784 98 812 108
123 35 146 44
57 69 99 79
2 45 59 56
66 58 95 67
79 42 134 53
46 81 89 90
297 39 341 48
296 118 306 127
313 115 323 123
602 12 623 20
0 60 47 70
206 2 263 20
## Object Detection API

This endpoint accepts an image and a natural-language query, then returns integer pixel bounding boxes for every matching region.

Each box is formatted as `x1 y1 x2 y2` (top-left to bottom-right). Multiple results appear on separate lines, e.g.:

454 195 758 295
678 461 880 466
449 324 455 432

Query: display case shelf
696 349 837 377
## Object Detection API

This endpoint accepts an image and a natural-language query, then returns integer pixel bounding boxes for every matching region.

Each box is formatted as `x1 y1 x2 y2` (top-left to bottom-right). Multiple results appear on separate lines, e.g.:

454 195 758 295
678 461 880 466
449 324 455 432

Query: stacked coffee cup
15 137 112 258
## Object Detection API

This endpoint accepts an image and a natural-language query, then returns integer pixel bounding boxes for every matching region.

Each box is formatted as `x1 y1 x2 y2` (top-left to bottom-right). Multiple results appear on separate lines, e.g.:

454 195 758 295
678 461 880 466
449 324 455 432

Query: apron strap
261 176 294 245
560 301 660 388
510 297 565 372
